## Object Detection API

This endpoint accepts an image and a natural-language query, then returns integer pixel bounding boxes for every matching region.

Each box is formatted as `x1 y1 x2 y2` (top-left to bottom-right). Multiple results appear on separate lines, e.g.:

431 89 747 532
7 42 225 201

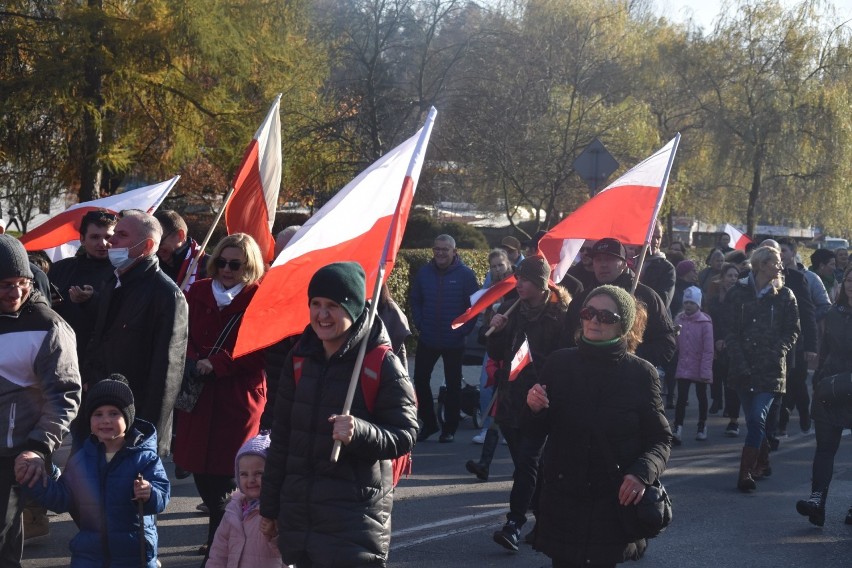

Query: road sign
573 138 619 195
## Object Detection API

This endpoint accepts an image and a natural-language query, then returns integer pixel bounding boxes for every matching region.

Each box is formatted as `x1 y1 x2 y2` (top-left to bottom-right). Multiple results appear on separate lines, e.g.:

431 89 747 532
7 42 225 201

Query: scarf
212 280 245 308
241 497 260 521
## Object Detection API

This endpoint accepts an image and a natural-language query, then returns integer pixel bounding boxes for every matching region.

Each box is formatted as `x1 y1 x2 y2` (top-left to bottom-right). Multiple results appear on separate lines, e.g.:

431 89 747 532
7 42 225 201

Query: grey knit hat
0 235 34 281
584 285 637 336
235 432 271 480
86 373 135 432
308 262 367 322
515 255 550 291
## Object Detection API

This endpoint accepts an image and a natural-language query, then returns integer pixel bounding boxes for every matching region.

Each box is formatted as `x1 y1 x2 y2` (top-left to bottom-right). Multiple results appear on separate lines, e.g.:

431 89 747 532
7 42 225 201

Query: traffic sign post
573 138 619 196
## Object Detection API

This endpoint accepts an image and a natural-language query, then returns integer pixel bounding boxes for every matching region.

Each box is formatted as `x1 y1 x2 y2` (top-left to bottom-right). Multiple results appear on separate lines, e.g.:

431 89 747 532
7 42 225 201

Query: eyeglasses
579 306 622 325
214 258 244 271
0 279 32 294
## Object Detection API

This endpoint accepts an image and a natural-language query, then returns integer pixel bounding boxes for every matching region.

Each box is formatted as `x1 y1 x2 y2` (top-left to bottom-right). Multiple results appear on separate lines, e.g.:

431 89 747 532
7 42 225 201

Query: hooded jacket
674 310 714 382
259 310 418 567
25 419 170 567
207 489 283 568
82 255 188 455
0 290 80 458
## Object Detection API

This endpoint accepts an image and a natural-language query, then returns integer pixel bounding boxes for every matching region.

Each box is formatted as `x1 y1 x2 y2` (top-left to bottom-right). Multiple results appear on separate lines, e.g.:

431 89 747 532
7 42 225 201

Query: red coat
173 279 266 476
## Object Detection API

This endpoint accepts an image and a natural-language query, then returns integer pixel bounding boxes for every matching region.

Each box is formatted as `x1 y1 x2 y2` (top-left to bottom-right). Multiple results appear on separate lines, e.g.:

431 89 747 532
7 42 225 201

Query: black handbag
174 313 242 412
814 372 852 407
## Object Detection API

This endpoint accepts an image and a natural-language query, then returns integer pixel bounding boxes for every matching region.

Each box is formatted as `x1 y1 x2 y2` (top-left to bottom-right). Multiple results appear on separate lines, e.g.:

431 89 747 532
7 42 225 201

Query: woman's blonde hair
207 233 265 285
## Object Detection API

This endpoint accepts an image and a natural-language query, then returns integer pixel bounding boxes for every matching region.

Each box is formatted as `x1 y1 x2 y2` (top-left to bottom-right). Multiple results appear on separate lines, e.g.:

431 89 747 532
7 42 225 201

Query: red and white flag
724 223 752 251
19 176 180 262
538 135 680 281
451 277 517 330
225 94 282 263
508 338 532 382
233 108 437 357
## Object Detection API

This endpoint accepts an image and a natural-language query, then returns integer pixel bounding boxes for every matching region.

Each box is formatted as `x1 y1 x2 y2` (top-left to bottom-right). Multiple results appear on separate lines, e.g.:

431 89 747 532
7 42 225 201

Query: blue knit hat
234 433 270 481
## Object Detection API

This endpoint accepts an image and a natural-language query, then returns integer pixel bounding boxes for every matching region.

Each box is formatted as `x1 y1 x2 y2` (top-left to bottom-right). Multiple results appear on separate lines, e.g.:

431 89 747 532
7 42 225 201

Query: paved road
21 363 852 567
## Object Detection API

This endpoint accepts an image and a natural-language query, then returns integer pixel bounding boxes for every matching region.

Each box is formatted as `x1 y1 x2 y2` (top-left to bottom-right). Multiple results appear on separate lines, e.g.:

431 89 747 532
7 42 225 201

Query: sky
653 0 852 31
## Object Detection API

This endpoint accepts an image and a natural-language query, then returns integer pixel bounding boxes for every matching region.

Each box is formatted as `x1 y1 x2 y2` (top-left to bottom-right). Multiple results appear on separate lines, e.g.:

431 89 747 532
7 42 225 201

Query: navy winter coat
26 419 170 567
409 256 479 349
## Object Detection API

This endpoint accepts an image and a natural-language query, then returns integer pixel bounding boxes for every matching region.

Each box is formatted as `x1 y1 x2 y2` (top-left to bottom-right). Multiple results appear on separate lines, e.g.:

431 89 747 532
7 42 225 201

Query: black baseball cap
591 238 627 260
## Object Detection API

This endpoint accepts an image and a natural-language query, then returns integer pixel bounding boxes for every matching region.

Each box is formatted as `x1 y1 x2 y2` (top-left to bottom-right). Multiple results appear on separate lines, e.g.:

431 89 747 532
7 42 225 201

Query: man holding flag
486 256 570 551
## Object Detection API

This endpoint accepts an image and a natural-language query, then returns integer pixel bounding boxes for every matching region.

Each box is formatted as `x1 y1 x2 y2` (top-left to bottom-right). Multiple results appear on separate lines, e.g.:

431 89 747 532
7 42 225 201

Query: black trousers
194 473 236 549
0 457 23 567
674 380 708 428
501 425 546 527
412 344 464 435
811 420 846 491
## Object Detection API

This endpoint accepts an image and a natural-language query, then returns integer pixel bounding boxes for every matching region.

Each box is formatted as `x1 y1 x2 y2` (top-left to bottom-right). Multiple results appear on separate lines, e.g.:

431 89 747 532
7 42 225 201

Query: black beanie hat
515 255 551 291
86 374 135 431
308 262 367 322
0 234 34 282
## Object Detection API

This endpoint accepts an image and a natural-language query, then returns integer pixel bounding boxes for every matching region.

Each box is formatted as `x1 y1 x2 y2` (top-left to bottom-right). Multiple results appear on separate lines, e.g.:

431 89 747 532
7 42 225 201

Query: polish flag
451 277 517 329
538 135 680 281
233 108 437 357
19 176 180 262
225 94 282 263
724 223 752 251
508 338 532 382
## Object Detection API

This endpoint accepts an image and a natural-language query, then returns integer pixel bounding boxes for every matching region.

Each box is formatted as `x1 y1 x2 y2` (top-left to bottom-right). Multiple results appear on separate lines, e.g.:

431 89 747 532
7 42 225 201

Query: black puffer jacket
640 254 676 310
812 304 852 428
523 339 671 565
721 276 799 394
259 310 418 568
81 255 188 455
487 288 570 428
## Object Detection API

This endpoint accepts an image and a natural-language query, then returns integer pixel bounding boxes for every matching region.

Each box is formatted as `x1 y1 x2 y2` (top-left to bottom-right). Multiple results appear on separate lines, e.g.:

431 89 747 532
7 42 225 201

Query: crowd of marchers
1 210 850 568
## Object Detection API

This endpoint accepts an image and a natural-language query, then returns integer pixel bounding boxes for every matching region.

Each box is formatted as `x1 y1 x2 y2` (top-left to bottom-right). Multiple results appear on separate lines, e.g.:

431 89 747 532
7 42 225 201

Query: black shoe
465 460 489 481
439 433 455 443
174 465 192 480
417 425 439 442
493 521 521 551
796 491 826 527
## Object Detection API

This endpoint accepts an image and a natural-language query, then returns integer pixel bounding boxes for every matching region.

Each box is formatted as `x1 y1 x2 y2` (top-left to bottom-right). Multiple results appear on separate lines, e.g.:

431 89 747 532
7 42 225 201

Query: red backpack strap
292 356 305 386
359 344 392 413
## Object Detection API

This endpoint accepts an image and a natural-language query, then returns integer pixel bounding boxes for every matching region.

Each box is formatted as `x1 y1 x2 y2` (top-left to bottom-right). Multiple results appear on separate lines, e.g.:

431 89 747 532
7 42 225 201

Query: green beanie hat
308 262 367 322
584 285 636 336
515 255 550 291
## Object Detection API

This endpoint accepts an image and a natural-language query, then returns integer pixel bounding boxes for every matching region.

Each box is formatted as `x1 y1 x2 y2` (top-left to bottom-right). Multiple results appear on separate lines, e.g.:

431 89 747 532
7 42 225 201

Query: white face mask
108 239 147 271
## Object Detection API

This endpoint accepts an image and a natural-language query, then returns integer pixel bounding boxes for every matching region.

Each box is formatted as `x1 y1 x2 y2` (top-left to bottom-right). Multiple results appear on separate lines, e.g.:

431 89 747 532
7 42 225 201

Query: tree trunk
746 145 764 238
79 0 105 203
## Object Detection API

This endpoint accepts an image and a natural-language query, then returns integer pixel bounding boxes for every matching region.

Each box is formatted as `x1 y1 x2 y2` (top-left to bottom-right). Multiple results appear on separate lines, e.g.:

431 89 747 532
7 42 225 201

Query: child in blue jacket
16 374 170 567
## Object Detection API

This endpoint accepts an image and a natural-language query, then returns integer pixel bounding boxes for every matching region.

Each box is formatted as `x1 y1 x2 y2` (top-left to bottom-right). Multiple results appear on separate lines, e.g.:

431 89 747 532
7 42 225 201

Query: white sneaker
472 429 487 444
696 426 707 441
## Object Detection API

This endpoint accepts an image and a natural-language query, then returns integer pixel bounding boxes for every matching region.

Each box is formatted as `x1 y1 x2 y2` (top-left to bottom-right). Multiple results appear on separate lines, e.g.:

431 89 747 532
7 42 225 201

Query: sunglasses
214 258 244 271
579 306 622 325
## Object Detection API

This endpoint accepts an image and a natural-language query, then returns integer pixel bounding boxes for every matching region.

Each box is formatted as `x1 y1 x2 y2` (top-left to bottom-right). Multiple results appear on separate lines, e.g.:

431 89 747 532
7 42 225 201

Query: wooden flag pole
179 186 236 292
484 299 519 337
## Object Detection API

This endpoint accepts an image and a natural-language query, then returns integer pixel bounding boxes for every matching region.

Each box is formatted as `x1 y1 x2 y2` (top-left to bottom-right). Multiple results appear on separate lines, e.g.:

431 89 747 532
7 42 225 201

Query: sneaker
725 422 740 437
493 521 521 551
472 429 487 444
672 425 682 446
696 425 708 441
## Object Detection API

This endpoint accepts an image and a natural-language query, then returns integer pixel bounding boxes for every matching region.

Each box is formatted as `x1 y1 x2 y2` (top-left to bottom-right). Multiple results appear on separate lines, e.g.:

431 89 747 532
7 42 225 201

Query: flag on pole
225 94 282 263
19 176 180 262
508 338 532 382
538 135 680 281
723 224 752 251
451 277 517 330
232 108 438 357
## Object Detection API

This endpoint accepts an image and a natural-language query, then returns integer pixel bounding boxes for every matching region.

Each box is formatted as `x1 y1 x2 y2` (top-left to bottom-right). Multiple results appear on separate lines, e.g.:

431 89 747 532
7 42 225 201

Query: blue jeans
478 354 494 430
737 390 775 448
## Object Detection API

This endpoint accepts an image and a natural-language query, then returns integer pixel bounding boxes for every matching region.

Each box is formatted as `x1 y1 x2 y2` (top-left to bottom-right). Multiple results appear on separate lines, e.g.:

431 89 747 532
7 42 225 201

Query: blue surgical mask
108 239 146 271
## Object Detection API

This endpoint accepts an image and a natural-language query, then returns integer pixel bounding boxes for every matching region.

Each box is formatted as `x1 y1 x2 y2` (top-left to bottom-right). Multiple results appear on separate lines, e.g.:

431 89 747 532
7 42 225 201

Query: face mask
108 239 147 271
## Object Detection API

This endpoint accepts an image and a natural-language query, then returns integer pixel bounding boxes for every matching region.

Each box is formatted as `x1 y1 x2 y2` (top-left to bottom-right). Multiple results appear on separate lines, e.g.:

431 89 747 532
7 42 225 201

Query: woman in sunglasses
172 232 268 559
524 285 671 568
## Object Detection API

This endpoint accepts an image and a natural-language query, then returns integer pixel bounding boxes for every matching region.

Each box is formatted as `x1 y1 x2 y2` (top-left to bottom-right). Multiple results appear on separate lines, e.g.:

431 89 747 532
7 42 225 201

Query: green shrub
401 213 489 249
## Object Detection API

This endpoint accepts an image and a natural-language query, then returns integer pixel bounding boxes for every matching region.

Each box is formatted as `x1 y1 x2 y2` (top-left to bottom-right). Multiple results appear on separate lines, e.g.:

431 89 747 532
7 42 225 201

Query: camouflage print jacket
720 276 800 394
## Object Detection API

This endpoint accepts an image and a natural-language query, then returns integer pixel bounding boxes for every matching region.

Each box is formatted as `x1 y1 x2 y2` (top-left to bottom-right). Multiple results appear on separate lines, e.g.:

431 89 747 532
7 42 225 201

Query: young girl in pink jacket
672 286 715 445
207 433 285 568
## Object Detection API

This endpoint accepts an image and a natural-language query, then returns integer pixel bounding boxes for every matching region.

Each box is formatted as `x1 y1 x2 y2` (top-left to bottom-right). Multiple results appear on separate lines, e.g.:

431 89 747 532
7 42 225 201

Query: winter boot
752 439 772 480
465 428 499 481
737 446 759 492
796 489 827 527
